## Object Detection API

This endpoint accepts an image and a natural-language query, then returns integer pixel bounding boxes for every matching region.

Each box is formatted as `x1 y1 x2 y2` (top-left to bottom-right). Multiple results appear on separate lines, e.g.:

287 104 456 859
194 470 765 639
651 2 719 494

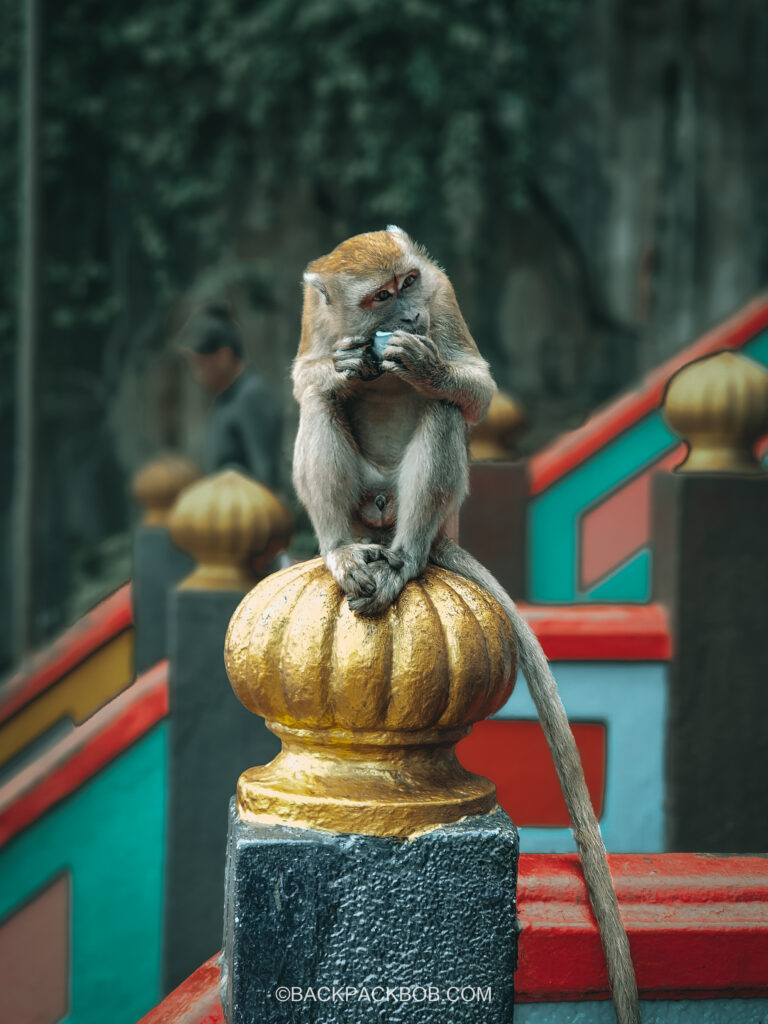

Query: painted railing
527 295 768 602
137 853 768 1024
0 661 168 1024
0 584 134 775
459 603 671 852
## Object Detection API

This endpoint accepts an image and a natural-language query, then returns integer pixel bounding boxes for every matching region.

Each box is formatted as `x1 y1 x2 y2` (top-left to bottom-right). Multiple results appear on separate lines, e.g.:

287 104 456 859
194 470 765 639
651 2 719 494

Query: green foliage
0 2 20 407
1 0 577 384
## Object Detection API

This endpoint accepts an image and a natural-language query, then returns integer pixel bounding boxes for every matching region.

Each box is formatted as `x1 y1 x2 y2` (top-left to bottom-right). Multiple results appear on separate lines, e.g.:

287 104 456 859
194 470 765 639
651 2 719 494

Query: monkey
292 227 641 1024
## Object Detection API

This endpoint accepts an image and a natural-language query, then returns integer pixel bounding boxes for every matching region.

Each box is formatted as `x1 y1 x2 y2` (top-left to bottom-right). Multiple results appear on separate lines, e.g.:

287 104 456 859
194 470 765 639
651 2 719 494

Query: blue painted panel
495 661 667 853
0 725 167 1024
516 998 768 1023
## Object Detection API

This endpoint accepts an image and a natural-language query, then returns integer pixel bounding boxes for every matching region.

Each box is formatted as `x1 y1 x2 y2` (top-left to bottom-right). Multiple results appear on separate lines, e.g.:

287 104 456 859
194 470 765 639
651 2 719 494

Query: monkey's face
303 226 436 341
344 264 430 339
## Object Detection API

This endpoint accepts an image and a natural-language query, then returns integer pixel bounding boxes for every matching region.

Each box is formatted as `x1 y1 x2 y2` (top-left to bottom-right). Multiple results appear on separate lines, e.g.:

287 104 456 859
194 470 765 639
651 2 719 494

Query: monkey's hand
333 336 383 383
347 549 419 616
326 543 403 601
382 332 493 424
381 332 443 391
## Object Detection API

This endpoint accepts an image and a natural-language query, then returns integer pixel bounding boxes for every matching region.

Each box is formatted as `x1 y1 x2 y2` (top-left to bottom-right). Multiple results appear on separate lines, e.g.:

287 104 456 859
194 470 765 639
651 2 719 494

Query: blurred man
178 304 283 488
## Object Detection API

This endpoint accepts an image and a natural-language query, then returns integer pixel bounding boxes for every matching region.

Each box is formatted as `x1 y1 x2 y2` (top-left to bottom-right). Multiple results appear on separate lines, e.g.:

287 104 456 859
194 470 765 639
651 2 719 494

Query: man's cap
177 303 244 358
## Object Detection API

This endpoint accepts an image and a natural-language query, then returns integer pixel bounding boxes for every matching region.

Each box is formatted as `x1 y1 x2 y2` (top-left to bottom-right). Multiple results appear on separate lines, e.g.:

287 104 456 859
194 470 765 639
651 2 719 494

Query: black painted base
163 588 281 993
222 802 519 1023
132 526 193 673
652 471 768 851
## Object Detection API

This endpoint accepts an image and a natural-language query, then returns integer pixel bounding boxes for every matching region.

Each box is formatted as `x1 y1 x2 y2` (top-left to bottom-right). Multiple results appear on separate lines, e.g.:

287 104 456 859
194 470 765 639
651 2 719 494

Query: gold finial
131 454 202 526
224 558 517 837
168 469 276 591
470 391 527 461
663 351 768 473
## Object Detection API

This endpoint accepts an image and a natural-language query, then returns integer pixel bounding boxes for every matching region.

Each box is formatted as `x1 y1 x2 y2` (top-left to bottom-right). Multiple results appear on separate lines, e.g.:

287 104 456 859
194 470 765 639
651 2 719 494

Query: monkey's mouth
357 491 396 529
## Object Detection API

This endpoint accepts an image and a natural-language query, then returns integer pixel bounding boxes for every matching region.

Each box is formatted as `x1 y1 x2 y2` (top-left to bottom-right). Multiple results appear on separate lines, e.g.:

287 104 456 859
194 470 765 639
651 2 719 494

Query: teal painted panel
495 661 667 853
529 415 676 601
747 331 768 468
516 998 768 1022
744 328 768 365
0 724 167 1024
585 549 651 602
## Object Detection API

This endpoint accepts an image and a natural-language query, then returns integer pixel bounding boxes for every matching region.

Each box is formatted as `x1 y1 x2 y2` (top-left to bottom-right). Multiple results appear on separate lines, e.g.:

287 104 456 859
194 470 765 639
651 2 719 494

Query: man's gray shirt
204 371 283 488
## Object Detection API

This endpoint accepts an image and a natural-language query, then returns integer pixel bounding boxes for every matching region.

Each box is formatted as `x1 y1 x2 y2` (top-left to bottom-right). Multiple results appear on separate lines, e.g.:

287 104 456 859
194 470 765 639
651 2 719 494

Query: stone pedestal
222 804 519 1024
163 588 281 992
132 526 193 673
652 472 768 852
459 461 528 599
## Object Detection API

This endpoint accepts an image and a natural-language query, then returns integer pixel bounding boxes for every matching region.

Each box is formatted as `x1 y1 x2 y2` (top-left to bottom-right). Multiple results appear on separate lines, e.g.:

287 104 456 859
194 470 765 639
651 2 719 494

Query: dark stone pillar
163 587 281 993
131 526 193 673
652 472 768 852
222 804 519 1024
459 461 528 600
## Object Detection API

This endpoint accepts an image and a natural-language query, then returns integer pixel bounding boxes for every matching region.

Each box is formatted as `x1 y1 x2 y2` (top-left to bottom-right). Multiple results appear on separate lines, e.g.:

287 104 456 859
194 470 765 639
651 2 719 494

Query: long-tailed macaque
292 227 640 1024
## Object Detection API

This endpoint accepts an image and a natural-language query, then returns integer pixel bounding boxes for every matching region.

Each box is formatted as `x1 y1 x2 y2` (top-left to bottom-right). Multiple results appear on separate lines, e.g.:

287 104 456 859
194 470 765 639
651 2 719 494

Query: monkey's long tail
431 540 641 1024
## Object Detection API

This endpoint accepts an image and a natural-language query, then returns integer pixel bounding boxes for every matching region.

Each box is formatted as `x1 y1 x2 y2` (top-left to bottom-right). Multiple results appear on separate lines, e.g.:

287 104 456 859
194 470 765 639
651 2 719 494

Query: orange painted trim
0 663 168 846
530 296 768 495
0 584 133 726
516 853 768 1001
137 955 224 1024
520 602 672 661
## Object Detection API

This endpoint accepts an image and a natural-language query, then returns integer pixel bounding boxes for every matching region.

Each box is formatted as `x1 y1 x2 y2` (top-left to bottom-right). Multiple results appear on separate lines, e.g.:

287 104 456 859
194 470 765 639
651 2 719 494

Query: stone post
162 470 293 992
652 351 768 851
130 454 201 673
459 462 529 599
461 392 529 598
221 559 520 1023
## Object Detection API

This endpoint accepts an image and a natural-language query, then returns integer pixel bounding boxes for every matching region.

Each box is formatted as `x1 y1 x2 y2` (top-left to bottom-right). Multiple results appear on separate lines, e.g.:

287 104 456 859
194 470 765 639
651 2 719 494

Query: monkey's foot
347 556 413 616
326 544 403 600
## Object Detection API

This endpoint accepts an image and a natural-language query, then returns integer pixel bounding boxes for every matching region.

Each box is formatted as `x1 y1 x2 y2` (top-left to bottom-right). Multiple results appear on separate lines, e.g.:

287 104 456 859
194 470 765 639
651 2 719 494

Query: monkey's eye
401 274 418 290
373 289 393 302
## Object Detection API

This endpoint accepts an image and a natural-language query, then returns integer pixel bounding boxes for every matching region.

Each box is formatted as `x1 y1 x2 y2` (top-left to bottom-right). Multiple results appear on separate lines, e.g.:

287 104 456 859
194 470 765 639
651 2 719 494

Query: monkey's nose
399 314 421 330
375 494 387 511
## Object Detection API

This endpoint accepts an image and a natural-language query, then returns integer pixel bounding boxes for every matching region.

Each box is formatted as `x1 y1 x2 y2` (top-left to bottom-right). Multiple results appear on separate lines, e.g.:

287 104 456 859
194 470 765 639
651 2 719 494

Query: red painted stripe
516 853 768 1001
0 584 133 725
458 720 606 826
520 602 672 660
580 448 683 590
530 296 768 495
137 955 224 1024
0 663 168 846
136 854 768 1019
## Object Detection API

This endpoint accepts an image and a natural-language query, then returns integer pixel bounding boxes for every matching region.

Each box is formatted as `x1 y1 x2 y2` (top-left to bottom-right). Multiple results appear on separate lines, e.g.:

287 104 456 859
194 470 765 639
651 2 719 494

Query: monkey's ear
303 272 331 305
386 224 412 245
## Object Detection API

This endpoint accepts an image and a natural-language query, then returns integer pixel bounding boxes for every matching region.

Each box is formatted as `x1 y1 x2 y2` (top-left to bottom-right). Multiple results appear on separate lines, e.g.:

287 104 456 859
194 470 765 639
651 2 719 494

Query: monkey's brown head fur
306 230 405 280
300 226 450 356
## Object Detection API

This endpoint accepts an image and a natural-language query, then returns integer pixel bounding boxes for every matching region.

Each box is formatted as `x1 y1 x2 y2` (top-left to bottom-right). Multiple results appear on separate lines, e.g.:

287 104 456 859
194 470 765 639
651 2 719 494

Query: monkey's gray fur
292 227 641 1024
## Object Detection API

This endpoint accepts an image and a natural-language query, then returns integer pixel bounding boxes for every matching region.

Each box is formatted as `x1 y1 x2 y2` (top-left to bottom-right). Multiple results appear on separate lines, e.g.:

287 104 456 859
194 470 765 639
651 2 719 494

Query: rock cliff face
5 0 767 670
144 1 765 457
501 0 768 448
108 0 768 547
